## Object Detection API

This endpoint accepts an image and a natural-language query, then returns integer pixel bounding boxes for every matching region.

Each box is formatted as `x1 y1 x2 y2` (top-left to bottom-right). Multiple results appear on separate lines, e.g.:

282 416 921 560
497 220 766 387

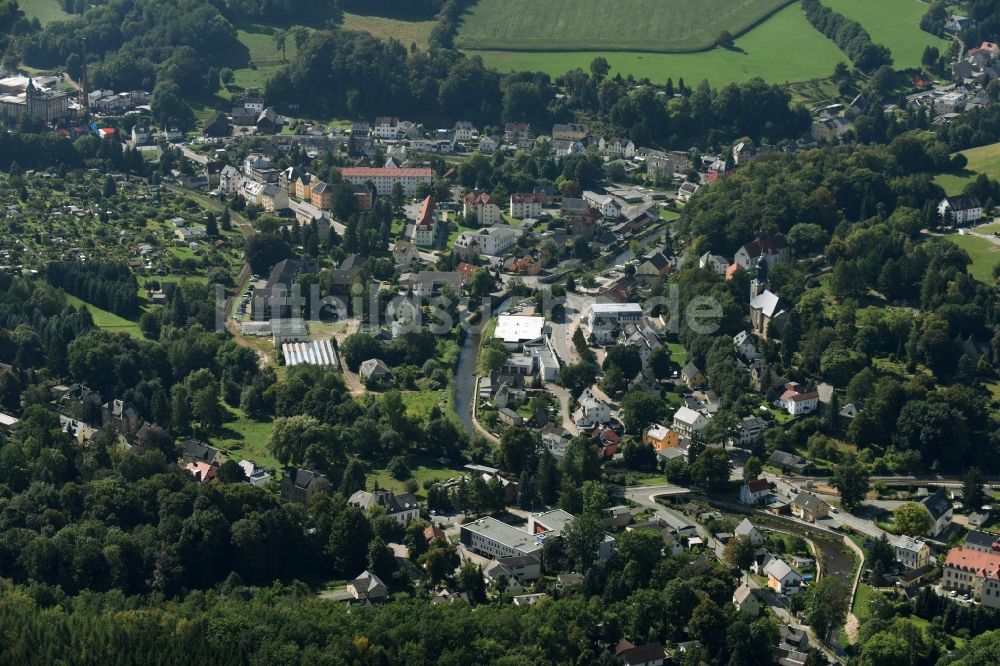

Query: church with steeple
748 255 789 340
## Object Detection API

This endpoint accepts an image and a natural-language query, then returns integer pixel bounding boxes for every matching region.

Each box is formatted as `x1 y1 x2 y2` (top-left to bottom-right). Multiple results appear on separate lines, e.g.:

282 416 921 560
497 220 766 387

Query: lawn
368 463 467 496
63 293 144 339
464 3 846 85
401 389 451 420
667 342 688 367
17 0 70 26
341 12 436 50
935 141 1000 195
943 233 1000 283
456 0 792 52
825 0 950 69
214 407 280 470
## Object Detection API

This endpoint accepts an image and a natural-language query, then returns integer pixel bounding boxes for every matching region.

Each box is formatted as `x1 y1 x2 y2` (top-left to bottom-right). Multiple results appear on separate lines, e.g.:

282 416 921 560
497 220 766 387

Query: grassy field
368 463 467 495
63 293 144 339
943 233 1000 283
401 389 451 420
825 0 950 69
465 3 844 84
17 0 70 26
215 408 280 470
935 141 1000 195
456 0 791 52
341 12 436 50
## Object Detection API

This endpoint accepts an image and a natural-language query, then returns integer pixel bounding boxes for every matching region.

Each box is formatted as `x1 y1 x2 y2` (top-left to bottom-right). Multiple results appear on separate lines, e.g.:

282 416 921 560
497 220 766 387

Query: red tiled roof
464 191 492 206
341 167 432 177
511 193 542 204
416 196 435 228
946 547 1000 580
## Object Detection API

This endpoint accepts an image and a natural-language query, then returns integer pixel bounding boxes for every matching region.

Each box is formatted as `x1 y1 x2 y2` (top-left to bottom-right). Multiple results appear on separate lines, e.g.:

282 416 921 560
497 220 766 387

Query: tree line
45 260 141 318
802 0 893 72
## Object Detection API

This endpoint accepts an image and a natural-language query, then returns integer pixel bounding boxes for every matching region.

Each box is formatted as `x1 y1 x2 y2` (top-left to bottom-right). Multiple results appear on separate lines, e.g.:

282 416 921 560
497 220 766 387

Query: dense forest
46 261 141 317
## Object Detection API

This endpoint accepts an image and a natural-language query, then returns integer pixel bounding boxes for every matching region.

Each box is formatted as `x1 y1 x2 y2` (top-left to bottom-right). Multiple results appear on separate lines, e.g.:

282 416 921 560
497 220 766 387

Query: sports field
455 0 791 52
465 3 844 84
825 0 950 69
935 141 1000 195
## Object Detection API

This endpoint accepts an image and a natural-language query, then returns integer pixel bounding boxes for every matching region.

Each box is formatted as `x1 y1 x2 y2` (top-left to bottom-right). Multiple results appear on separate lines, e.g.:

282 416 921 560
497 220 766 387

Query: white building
733 330 757 361
509 193 544 219
895 535 931 570
671 406 708 437
452 120 479 142
340 167 432 196
494 315 547 349
463 191 503 226
582 190 622 219
740 479 771 506
938 195 984 225
218 165 241 194
371 116 401 140
454 227 517 257
698 252 729 276
573 388 612 429
586 303 643 344
734 517 765 547
348 490 420 525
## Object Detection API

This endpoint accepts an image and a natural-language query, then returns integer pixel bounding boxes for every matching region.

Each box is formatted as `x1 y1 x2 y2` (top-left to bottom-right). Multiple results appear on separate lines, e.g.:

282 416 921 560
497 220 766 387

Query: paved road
548 291 592 366
544 382 579 435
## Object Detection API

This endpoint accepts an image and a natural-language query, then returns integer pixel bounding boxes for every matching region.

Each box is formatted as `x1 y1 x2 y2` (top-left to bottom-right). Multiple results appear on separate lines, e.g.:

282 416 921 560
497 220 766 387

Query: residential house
454 227 517 258
348 570 388 601
180 439 221 464
551 138 585 159
698 252 729 276
614 641 666 666
294 172 314 200
484 555 542 589
583 191 622 219
238 460 272 486
765 558 804 596
509 193 544 219
131 124 152 146
672 406 708 437
732 141 755 165
371 116 401 140
587 303 643 344
218 165 241 194
768 450 812 475
791 492 829 522
643 423 680 450
478 136 499 153
528 509 615 560
600 137 636 158
349 490 420 525
504 248 550 275
921 490 954 537
735 518 765 547
186 461 218 484
392 240 419 268
504 122 534 143
777 384 820 416
679 361 705 388
938 195 984 225
359 358 392 385
811 117 851 142
646 150 691 181
617 321 662 369
733 330 757 361
636 252 672 278
735 234 790 269
310 181 332 209
452 120 479 142
966 530 1000 554
740 479 771 505
340 167 432 196
280 468 331 505
573 388 612 429
732 415 768 447
261 184 289 212
552 123 588 140
412 195 441 247
464 191 503 225
676 181 700 202
102 399 139 434
733 584 760 615
895 535 931 570
566 208 601 239
942 548 1000 608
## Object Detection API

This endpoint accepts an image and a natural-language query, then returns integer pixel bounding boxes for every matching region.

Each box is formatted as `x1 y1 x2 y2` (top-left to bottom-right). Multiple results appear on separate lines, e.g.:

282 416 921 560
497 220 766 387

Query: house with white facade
454 227 517 257
573 388 612 429
340 167 432 196
671 406 708 437
509 193 544 219
895 535 931 570
348 490 420 525
733 330 757 361
583 190 622 219
740 479 771 505
464 191 503 226
938 195 984 225
586 303 644 344
765 558 803 596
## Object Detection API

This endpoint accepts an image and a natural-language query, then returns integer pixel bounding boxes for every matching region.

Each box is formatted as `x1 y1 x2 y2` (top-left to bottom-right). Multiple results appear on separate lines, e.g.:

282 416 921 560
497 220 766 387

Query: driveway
544 382 579 435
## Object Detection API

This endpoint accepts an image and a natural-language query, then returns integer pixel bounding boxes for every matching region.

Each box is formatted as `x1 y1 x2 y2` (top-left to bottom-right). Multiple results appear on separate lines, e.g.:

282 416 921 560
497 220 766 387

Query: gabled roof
765 558 799 581
735 518 760 537
921 490 952 520
745 479 770 494
793 492 825 512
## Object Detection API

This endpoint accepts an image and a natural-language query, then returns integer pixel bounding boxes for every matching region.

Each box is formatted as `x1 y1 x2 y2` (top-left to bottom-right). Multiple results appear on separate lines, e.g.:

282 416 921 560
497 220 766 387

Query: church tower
750 254 769 301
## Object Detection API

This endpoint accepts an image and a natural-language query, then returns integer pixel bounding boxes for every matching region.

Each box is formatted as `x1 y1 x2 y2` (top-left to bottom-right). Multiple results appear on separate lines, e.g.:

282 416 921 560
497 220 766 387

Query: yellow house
643 423 680 450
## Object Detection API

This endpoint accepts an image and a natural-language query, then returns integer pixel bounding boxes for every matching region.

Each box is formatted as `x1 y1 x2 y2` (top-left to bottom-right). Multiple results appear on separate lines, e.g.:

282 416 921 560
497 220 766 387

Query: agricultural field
341 12 436 50
464 3 844 85
943 233 1000 283
935 141 1000 194
455 0 792 52
825 0 950 69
